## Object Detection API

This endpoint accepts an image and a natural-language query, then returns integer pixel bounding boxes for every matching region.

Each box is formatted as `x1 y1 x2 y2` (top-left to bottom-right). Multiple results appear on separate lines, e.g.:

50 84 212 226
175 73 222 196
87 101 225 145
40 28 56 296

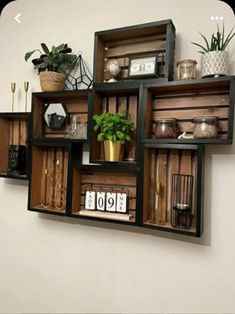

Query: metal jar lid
193 116 218 123
154 118 177 123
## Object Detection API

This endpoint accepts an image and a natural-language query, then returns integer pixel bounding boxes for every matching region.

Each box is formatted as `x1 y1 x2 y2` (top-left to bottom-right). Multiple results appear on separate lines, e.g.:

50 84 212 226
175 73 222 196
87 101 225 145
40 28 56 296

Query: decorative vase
201 51 229 78
39 71 65 92
103 141 124 162
106 60 121 82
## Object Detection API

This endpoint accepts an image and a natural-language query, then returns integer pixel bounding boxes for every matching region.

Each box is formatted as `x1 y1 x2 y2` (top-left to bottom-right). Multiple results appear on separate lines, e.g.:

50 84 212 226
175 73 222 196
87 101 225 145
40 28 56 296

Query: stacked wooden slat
73 170 136 221
152 92 229 138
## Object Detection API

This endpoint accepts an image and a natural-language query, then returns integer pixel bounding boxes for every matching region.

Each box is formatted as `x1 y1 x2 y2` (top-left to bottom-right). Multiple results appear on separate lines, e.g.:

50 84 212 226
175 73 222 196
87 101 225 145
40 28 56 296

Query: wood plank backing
0 118 10 172
46 148 54 207
154 94 229 109
153 107 228 120
180 151 192 175
167 150 179 222
54 148 63 210
81 173 136 186
108 97 117 114
30 146 44 206
157 149 168 224
62 150 68 211
151 92 230 138
12 120 20 145
104 39 166 58
105 34 166 48
118 96 128 112
19 119 27 145
127 96 137 160
72 169 81 212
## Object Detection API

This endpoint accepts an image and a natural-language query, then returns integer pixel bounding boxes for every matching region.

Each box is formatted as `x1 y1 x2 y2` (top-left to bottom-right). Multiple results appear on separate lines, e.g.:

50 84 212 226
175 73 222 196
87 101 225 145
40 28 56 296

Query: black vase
7 145 26 176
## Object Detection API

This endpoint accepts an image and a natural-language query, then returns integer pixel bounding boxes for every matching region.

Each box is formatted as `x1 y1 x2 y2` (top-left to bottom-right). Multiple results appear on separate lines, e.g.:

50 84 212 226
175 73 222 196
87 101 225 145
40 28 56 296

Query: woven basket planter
201 51 229 78
39 71 65 92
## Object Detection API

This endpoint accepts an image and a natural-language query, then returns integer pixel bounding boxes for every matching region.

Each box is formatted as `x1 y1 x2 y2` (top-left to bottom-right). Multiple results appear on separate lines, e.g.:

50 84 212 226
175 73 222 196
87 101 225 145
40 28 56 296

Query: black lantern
171 174 194 229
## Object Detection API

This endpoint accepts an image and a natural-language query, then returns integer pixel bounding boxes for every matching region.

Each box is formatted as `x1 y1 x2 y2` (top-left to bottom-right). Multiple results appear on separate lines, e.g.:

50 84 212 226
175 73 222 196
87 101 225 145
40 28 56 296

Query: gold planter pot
103 141 124 162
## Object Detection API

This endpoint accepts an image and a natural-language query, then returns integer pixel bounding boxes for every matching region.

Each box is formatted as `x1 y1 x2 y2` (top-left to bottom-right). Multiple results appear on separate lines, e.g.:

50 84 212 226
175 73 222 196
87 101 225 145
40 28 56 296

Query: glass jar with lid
153 118 178 138
193 116 219 139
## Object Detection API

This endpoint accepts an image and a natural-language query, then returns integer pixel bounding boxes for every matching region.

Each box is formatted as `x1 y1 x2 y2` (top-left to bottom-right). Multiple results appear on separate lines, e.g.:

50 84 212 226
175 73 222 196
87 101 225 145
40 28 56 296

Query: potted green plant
93 111 135 162
192 24 235 77
25 43 77 92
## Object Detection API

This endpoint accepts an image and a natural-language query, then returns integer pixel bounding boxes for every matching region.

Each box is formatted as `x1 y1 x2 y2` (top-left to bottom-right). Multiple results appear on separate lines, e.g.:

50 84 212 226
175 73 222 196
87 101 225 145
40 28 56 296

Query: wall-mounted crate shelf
28 141 76 216
93 19 175 84
142 76 235 144
90 84 141 164
71 165 137 224
31 90 91 141
0 112 30 180
140 144 203 237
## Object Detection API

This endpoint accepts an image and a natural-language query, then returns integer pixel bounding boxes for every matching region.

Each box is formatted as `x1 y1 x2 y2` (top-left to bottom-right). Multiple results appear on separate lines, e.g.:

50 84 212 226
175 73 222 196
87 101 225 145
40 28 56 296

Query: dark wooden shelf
143 138 232 146
0 173 28 180
31 137 89 145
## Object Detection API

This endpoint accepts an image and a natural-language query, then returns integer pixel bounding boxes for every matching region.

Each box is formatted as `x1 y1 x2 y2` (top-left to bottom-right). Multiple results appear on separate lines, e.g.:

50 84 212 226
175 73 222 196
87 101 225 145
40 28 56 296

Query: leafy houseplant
192 24 235 77
25 43 77 92
93 111 135 162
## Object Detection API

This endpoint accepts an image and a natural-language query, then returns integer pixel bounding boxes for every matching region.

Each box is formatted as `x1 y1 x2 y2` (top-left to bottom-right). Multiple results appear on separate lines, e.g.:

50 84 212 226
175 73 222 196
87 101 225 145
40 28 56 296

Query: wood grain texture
157 149 168 224
0 118 10 172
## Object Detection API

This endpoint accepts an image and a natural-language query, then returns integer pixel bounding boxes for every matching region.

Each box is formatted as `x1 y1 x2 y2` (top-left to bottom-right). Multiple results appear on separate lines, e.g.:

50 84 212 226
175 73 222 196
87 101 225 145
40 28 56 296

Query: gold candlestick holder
24 81 29 112
11 82 16 112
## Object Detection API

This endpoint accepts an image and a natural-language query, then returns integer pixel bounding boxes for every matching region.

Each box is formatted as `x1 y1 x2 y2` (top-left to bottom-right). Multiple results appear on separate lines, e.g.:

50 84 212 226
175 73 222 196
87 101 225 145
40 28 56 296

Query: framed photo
128 55 157 78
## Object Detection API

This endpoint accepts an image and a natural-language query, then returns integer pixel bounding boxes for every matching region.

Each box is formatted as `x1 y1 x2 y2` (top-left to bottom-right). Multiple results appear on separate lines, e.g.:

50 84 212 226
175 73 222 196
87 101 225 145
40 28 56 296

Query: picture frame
128 55 158 78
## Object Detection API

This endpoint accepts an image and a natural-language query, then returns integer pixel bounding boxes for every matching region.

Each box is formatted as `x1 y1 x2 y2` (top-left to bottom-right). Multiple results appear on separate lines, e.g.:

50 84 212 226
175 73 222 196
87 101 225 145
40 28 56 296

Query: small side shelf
0 112 30 180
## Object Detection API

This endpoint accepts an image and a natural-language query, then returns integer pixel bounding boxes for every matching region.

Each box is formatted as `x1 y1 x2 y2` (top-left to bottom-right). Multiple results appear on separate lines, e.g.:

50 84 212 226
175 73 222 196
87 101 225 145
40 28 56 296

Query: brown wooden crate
19 119 27 145
81 174 136 186
105 34 166 48
0 118 10 172
157 149 168 224
153 106 228 120
12 120 20 145
104 40 165 58
143 148 199 228
153 94 229 110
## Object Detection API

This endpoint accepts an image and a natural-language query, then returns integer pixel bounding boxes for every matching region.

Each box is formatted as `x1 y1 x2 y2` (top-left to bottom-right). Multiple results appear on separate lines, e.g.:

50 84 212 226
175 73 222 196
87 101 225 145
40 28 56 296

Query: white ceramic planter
201 51 229 78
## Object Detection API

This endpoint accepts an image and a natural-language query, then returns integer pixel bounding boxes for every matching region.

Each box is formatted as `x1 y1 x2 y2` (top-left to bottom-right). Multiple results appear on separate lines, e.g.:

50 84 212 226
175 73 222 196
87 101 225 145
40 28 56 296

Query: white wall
0 0 235 313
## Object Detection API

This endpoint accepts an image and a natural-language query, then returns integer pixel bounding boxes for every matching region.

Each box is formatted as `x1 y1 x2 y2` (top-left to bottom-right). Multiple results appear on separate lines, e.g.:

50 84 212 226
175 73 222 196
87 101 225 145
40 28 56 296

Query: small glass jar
176 59 197 80
193 116 219 139
153 118 177 138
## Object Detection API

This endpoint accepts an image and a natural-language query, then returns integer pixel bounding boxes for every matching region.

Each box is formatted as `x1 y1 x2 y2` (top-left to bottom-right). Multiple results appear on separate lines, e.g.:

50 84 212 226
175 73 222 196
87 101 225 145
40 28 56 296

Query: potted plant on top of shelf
25 43 77 92
192 23 235 77
93 111 135 162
